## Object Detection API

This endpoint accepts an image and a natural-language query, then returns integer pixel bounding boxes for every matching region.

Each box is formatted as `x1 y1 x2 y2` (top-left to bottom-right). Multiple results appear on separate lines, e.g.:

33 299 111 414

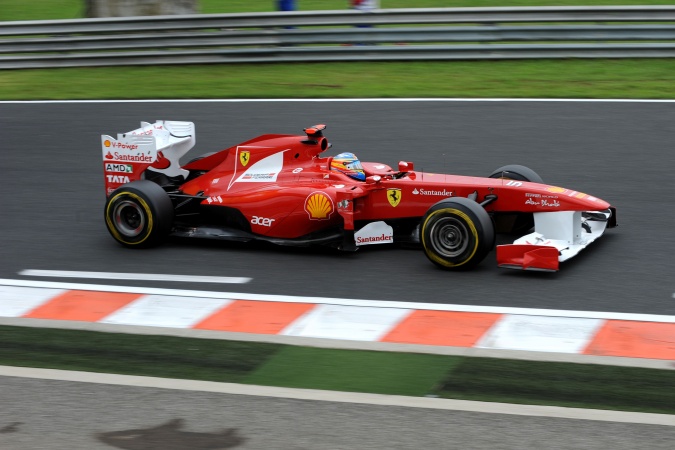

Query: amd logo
105 163 133 173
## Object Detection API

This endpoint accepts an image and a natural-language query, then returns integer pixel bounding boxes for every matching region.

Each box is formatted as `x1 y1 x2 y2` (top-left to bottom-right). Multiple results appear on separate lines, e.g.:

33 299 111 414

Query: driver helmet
330 152 365 181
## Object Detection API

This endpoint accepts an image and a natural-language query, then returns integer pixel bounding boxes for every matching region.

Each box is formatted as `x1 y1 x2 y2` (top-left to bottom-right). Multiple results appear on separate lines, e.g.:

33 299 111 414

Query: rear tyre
104 180 174 248
421 197 495 270
185 152 218 181
488 164 543 234
186 152 217 165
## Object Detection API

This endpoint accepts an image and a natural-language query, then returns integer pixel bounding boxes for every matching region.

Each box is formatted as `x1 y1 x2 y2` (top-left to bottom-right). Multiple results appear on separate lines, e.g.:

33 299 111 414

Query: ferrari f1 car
102 120 616 272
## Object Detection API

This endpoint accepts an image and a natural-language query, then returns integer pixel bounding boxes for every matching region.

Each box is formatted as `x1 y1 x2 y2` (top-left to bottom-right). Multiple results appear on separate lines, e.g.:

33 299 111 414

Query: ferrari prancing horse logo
387 188 401 207
239 151 250 167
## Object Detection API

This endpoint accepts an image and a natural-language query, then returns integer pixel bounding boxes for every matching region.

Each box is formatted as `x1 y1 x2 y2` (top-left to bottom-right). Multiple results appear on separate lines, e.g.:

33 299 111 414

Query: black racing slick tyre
104 180 174 248
185 152 218 182
488 164 543 184
186 152 217 165
421 197 495 270
488 164 543 234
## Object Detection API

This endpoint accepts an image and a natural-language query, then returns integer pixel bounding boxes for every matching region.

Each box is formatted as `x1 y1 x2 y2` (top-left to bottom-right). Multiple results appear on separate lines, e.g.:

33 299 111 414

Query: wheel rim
428 217 470 258
113 200 146 237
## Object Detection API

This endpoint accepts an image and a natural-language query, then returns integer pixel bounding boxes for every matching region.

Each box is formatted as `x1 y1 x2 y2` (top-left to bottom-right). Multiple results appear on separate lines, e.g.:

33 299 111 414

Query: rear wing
101 120 195 196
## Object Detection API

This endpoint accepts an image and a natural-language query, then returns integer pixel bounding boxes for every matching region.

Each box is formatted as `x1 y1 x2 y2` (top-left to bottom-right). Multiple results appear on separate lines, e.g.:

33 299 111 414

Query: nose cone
499 181 612 212
536 185 611 211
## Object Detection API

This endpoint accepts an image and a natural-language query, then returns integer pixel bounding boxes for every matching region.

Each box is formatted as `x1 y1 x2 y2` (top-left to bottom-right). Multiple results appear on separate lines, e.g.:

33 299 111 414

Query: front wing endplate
496 245 560 272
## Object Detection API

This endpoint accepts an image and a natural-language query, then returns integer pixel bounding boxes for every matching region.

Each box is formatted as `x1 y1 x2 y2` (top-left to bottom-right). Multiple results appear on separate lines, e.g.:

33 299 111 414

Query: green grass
245 345 462 396
3 1 674 21
2 325 675 414
437 358 675 414
2 1 674 100
2 59 675 100
0 325 281 382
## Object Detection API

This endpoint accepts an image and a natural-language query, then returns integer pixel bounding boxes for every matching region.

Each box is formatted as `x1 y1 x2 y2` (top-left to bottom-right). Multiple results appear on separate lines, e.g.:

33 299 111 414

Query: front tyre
488 164 543 184
421 197 495 270
104 180 174 248
488 164 543 234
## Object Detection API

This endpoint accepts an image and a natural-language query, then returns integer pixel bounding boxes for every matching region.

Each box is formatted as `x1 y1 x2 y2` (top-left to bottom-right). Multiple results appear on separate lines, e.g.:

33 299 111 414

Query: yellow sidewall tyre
104 180 174 248
421 198 495 270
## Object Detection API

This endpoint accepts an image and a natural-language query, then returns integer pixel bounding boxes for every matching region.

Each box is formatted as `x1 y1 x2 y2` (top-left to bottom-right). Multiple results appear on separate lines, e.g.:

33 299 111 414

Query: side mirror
366 175 382 185
398 161 414 172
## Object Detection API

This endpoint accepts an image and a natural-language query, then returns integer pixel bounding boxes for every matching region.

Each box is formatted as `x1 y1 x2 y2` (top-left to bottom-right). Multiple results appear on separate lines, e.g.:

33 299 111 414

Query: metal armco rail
2 6 675 69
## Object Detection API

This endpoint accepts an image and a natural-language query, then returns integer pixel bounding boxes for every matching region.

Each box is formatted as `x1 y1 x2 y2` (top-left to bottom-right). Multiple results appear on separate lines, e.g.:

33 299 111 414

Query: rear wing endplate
101 120 195 195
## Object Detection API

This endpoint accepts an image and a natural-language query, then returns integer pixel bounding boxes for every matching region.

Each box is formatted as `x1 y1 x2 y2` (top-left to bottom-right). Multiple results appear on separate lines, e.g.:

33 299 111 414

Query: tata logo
106 175 130 183
105 163 133 173
387 188 401 207
239 151 250 167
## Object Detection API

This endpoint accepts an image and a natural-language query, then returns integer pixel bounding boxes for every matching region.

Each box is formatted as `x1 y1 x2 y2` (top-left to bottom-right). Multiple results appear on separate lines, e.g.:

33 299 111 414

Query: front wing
497 208 616 271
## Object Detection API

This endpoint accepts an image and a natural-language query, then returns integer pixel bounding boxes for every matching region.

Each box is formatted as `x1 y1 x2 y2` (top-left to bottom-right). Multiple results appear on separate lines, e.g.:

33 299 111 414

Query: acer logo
251 216 275 227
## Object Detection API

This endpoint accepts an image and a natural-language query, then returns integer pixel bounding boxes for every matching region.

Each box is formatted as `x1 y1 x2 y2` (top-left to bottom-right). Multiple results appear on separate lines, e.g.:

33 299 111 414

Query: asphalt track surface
2 100 674 314
2 100 675 449
2 374 674 450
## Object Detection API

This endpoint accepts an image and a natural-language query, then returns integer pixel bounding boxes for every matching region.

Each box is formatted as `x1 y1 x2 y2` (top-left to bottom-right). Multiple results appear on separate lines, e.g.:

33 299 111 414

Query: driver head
330 152 365 181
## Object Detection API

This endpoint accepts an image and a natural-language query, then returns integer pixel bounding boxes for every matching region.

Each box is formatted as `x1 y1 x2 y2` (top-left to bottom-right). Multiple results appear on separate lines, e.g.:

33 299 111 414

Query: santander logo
150 151 170 170
356 234 393 244
354 221 394 246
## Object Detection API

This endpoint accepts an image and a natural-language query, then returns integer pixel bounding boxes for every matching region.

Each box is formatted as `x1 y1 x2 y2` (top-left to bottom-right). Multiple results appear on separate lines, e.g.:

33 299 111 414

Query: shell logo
547 186 567 194
104 140 111 148
305 191 334 220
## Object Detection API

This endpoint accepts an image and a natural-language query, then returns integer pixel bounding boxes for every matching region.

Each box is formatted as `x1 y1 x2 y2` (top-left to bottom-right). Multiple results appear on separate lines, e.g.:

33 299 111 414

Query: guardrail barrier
2 6 675 69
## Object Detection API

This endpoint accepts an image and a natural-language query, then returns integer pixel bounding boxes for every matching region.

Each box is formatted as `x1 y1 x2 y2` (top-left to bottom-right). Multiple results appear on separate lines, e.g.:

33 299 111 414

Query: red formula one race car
102 121 616 272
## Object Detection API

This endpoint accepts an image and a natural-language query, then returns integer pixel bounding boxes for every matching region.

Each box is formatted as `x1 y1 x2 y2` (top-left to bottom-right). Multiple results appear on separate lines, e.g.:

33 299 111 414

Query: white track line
18 270 251 284
2 278 675 323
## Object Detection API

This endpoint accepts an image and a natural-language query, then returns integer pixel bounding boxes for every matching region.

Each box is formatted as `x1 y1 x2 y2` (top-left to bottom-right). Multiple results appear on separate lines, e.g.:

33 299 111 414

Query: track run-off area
2 99 675 448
